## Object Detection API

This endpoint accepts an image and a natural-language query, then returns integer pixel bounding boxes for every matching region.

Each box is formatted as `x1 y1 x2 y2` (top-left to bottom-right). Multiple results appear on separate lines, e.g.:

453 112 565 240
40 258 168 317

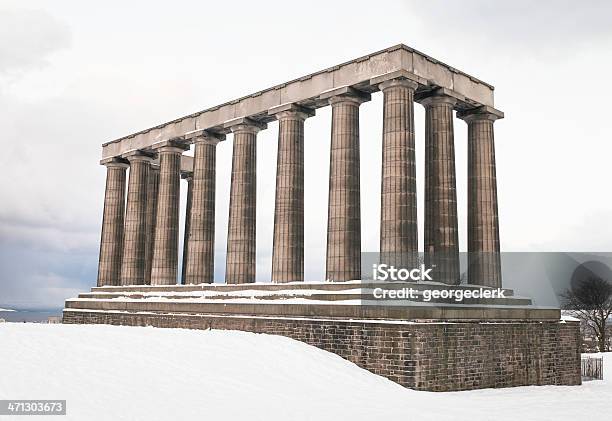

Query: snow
94 279 510 288
90 287 532 300
583 352 606 358
0 308 15 312
0 323 609 421
79 282 537 307
561 314 581 322
68 297 556 310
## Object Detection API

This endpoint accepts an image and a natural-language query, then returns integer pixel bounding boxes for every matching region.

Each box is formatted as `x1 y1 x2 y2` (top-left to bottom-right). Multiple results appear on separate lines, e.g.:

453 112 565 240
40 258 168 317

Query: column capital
268 103 315 121
100 157 129 168
320 86 371 106
379 78 419 92
457 105 504 122
370 69 427 89
418 91 457 107
121 150 155 163
185 129 226 145
223 117 267 134
151 140 190 154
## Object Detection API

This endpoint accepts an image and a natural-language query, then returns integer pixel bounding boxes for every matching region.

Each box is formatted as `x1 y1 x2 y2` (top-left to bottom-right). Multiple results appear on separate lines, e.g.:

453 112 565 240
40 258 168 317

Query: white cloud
0 8 70 76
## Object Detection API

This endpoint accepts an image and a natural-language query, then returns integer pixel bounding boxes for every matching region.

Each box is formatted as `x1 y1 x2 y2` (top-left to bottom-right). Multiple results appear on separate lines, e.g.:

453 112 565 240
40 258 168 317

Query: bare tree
561 278 612 352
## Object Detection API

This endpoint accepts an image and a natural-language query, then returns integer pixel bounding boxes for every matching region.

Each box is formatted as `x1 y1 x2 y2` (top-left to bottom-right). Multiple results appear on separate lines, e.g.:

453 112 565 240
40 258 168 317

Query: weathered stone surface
421 93 460 284
63 309 581 392
150 144 187 285
64 297 555 320
225 122 263 284
143 166 159 285
80 278 531 305
185 134 222 284
380 79 419 268
325 92 369 282
270 107 313 283
90 281 518 295
121 153 153 285
180 172 193 284
97 160 128 286
459 109 502 287
79 290 533 306
101 45 499 160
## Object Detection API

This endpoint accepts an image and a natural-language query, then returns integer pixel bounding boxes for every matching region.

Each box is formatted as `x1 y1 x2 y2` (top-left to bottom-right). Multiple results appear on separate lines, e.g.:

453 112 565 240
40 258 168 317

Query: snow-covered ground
0 323 608 421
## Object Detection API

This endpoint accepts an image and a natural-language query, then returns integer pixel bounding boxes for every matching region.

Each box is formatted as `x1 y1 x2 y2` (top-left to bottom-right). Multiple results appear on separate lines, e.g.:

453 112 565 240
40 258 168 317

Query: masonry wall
63 311 581 391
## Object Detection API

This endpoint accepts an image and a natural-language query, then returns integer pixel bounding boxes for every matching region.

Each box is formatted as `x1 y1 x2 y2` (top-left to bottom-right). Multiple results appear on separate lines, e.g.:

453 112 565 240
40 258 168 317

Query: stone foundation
63 309 581 391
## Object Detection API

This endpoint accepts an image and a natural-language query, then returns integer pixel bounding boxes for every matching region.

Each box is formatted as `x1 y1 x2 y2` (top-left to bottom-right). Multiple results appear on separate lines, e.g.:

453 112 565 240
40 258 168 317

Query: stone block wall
63 310 581 391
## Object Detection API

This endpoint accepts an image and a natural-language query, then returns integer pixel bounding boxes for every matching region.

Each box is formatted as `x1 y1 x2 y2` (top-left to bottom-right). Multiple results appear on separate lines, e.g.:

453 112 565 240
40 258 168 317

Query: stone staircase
64 281 559 322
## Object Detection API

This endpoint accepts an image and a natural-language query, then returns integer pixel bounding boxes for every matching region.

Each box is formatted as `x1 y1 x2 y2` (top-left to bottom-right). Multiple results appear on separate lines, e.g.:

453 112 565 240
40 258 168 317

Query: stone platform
63 281 582 391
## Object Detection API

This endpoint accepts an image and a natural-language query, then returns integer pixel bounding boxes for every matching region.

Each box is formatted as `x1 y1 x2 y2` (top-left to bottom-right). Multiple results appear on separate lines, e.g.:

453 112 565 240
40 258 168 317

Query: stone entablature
101 44 500 160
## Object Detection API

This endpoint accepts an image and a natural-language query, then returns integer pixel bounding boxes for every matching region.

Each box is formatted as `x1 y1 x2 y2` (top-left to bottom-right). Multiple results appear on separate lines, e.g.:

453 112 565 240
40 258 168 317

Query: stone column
185 133 223 284
458 107 503 287
120 151 154 285
150 142 188 285
225 119 266 284
143 165 160 285
323 89 370 282
180 172 193 284
97 159 128 287
269 105 314 283
379 78 419 269
421 92 460 284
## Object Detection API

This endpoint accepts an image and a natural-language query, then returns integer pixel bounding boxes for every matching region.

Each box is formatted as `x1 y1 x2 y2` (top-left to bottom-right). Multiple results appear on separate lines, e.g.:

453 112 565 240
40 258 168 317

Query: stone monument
63 44 581 391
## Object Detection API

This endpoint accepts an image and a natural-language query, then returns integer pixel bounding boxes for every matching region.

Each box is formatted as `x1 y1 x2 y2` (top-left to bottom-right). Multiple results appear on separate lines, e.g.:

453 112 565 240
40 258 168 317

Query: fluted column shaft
151 145 185 285
226 124 260 284
121 153 153 285
462 111 502 287
97 161 128 286
326 95 366 281
185 135 221 284
271 109 311 283
181 173 193 284
143 166 160 285
380 79 418 269
422 94 460 284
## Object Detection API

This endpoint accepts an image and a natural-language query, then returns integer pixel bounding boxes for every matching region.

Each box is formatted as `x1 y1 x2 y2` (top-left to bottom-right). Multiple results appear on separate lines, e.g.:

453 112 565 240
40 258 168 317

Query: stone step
91 281 516 296
64 297 558 321
77 290 531 306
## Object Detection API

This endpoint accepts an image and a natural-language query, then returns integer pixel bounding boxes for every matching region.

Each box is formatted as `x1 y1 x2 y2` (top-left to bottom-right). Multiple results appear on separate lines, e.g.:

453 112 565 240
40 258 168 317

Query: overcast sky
1 0 611 309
